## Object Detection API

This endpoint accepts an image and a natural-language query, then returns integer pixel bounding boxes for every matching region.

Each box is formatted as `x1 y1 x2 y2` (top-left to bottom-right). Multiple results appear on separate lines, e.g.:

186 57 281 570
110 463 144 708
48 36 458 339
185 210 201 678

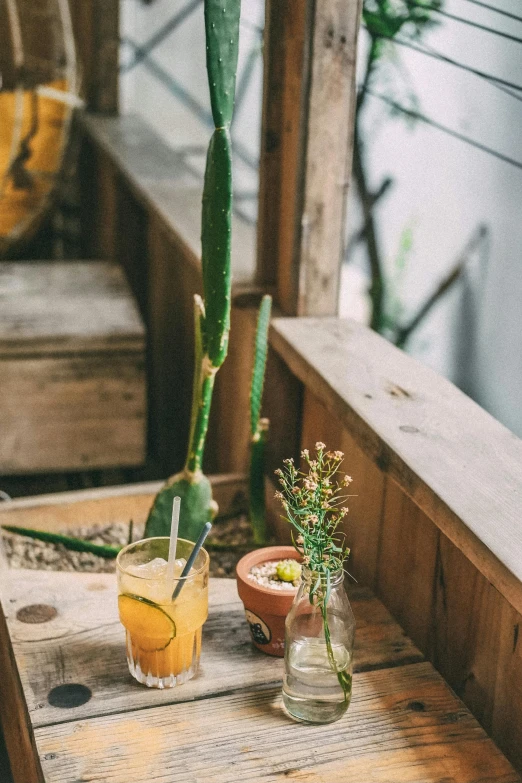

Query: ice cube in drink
116 537 209 689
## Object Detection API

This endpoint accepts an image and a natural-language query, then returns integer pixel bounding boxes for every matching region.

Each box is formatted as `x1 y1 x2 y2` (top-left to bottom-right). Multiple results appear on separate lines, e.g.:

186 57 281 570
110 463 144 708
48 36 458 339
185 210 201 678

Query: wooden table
1 569 519 783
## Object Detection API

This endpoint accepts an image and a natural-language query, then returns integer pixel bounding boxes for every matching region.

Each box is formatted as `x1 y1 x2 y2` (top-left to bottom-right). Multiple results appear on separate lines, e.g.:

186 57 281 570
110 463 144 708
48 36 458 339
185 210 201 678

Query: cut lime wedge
118 594 176 651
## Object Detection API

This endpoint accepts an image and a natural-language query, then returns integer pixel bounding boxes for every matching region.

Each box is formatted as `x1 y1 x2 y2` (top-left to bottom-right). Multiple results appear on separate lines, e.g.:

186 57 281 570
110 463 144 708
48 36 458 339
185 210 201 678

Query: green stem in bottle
318 579 352 704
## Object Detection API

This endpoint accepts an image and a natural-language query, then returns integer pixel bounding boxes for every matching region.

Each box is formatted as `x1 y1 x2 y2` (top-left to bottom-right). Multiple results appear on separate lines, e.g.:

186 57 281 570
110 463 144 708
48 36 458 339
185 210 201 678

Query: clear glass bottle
282 567 355 724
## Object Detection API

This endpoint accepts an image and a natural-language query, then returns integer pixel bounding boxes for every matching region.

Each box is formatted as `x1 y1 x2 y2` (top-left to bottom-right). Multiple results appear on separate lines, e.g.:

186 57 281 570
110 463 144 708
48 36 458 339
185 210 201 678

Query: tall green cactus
249 295 272 545
144 0 241 542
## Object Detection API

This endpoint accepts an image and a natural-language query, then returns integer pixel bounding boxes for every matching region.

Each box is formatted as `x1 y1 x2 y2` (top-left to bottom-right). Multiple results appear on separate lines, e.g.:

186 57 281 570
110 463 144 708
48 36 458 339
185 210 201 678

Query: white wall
341 0 522 436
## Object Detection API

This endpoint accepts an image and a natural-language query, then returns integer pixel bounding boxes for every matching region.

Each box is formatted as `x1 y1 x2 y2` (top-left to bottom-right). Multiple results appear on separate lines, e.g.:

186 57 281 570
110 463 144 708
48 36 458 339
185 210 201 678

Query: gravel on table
1 513 254 578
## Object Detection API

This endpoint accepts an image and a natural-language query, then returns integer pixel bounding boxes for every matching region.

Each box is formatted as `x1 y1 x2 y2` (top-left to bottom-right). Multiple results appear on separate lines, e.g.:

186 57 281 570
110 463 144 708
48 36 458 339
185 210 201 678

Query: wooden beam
256 0 362 316
270 317 522 618
71 0 119 113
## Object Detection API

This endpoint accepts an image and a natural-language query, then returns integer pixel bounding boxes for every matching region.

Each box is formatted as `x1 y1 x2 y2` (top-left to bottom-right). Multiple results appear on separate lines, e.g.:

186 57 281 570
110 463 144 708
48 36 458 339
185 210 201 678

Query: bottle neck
301 565 344 588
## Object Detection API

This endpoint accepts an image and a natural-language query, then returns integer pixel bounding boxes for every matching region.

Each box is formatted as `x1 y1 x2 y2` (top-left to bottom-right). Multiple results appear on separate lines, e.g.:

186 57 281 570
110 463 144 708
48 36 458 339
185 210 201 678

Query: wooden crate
0 261 146 474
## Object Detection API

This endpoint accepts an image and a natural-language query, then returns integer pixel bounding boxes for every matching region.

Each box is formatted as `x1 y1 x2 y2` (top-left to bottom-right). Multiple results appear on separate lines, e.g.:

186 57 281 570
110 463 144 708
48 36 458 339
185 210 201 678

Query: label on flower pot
244 609 271 645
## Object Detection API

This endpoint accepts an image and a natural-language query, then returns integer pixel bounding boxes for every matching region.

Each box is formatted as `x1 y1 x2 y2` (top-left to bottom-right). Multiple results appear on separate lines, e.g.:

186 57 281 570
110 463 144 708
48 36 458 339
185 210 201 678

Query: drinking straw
172 521 212 600
167 496 181 582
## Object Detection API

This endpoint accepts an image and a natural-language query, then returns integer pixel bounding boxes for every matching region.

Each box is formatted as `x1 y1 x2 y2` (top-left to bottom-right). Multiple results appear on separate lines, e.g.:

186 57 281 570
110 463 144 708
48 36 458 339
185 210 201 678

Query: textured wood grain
70 0 119 113
256 0 361 315
3 570 422 729
0 354 145 474
0 261 145 473
300 389 385 590
0 603 43 783
377 479 439 655
0 262 144 356
256 0 309 298
270 317 522 617
298 0 362 315
35 663 519 783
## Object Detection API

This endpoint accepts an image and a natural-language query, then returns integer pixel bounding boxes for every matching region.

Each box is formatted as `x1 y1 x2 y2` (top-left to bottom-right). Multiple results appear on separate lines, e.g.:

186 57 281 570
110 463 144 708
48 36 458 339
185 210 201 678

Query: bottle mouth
301 565 344 586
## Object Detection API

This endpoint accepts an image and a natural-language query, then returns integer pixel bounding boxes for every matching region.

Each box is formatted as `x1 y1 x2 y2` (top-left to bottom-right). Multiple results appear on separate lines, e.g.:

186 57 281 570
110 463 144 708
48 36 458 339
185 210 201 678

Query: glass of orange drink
117 537 209 689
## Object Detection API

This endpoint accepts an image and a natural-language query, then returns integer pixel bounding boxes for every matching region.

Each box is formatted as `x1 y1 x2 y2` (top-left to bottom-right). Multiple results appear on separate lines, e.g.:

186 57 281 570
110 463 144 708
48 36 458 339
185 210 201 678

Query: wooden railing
268 316 522 771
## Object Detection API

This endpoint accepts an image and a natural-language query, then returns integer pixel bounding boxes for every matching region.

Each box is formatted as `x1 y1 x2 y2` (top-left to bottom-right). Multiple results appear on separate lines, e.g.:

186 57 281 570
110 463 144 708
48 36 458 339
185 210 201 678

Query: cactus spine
249 295 272 545
144 0 241 542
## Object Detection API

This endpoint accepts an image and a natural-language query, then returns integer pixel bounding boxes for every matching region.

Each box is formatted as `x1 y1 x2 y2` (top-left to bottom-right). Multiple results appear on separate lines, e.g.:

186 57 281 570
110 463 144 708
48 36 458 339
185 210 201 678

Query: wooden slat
297 0 362 315
2 571 422 730
0 604 43 783
0 262 144 357
71 0 119 113
256 0 361 315
300 389 385 590
377 479 440 654
270 317 522 618
256 0 310 308
35 663 519 783
89 0 119 113
208 291 262 474
0 354 145 474
147 214 200 473
0 474 246 532
431 531 522 772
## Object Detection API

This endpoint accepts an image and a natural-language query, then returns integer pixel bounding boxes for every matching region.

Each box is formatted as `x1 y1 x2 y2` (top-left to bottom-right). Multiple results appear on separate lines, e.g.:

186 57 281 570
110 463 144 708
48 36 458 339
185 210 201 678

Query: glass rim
116 536 210 582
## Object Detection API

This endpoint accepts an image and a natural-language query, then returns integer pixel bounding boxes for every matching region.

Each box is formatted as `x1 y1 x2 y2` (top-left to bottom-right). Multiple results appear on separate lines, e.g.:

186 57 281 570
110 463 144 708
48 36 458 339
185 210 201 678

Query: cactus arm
186 358 217 474
186 295 206 460
205 0 241 128
250 295 272 436
144 0 241 541
248 295 272 545
201 128 233 367
1 526 121 559
249 419 269 545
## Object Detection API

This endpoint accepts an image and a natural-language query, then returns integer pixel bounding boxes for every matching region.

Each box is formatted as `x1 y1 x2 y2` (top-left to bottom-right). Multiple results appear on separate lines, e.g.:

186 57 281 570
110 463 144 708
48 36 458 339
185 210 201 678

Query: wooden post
71 0 119 113
256 0 362 316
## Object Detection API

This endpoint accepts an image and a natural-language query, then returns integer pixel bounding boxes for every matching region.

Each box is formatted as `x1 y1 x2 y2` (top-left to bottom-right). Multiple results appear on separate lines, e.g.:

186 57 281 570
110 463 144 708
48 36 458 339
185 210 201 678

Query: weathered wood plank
0 262 144 357
0 354 145 474
256 0 361 315
300 389 386 590
2 571 422 729
270 317 522 618
430 531 522 773
0 603 43 783
70 0 119 114
256 0 310 310
35 663 519 783
0 474 246 532
297 0 362 315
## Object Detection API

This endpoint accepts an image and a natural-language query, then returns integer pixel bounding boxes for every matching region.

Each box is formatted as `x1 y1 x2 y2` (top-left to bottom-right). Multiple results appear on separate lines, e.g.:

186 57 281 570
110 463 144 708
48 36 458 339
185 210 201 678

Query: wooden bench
0 261 146 474
1 565 519 783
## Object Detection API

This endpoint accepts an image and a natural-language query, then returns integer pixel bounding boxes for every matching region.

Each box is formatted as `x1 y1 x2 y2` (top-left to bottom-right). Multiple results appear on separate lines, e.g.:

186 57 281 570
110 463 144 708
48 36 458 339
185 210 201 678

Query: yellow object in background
0 80 71 255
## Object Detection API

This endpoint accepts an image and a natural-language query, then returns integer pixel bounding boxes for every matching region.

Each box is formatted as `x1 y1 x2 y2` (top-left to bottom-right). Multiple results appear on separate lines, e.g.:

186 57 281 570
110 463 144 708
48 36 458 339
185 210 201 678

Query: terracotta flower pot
236 546 302 657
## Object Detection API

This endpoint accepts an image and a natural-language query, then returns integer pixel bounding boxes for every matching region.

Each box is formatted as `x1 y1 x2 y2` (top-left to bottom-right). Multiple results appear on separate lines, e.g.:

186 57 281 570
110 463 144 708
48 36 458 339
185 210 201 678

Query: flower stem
320 596 351 703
